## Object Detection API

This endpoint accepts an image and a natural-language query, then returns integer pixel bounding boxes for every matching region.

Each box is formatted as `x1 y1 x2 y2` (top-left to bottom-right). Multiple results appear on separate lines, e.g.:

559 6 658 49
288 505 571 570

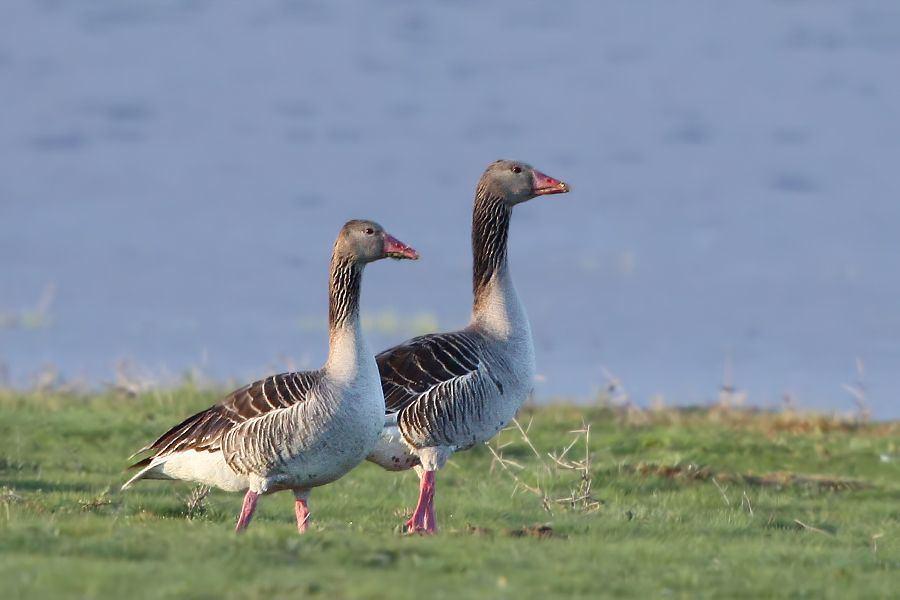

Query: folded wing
129 371 321 468
377 331 483 413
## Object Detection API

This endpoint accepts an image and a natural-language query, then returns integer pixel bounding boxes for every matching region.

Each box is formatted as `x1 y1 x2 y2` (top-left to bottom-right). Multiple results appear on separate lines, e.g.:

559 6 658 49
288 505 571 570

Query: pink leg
405 470 436 534
423 479 438 534
294 494 310 534
235 490 259 533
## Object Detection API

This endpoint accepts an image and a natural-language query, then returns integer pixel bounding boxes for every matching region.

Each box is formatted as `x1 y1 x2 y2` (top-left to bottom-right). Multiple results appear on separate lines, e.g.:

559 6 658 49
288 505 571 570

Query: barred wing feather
129 371 321 467
376 331 483 414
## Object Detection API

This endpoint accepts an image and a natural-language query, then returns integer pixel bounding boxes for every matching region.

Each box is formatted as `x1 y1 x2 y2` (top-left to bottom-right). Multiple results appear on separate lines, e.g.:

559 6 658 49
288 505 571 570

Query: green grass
1 389 898 599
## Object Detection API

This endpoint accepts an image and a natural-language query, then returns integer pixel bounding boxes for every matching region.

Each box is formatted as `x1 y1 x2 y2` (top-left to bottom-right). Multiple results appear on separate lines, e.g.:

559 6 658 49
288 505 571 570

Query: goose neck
471 189 512 313
325 256 367 378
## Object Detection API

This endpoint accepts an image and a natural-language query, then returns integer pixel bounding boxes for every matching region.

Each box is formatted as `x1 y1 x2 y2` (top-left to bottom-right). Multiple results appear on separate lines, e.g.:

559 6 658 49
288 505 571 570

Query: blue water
2 1 899 417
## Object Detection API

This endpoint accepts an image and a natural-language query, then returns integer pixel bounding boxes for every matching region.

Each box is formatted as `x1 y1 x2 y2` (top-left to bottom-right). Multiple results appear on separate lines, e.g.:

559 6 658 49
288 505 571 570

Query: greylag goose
122 220 418 533
367 160 570 533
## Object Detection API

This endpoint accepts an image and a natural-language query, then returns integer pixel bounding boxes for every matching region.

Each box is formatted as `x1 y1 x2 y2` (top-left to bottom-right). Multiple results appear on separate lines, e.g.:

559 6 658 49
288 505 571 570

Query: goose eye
511 165 522 174
364 227 374 235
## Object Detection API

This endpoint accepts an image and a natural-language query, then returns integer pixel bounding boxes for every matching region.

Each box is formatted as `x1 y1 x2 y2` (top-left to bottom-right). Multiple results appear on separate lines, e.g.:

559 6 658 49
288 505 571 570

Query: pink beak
532 169 570 196
383 233 419 260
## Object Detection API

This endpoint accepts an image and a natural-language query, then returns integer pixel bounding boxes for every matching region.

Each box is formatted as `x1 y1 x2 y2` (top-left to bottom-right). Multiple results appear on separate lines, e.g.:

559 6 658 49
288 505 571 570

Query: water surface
2 1 899 416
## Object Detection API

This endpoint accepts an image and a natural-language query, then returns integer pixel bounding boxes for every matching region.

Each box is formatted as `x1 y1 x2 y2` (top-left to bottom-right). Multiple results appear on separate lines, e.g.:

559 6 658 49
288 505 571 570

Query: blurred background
1 1 898 417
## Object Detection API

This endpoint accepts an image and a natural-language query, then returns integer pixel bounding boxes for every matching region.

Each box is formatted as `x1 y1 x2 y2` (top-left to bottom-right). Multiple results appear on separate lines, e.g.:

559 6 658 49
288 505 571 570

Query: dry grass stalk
711 477 731 507
793 519 831 535
598 367 650 426
843 357 871 423
2 486 23 521
716 352 748 409
79 488 112 512
548 422 602 512
183 484 211 520
741 491 754 516
486 442 548 511
488 417 601 515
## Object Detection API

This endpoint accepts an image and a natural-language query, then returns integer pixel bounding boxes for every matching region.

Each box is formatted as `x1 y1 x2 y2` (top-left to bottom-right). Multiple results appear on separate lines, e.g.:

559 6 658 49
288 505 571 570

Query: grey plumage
122 220 419 534
368 161 569 533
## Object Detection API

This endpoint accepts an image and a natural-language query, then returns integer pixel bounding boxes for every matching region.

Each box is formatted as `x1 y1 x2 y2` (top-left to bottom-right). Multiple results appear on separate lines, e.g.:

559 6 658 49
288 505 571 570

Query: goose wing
128 371 320 467
377 331 484 414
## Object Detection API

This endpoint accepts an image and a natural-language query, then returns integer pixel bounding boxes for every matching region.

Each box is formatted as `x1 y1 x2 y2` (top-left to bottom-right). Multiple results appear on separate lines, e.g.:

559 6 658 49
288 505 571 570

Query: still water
2 1 899 416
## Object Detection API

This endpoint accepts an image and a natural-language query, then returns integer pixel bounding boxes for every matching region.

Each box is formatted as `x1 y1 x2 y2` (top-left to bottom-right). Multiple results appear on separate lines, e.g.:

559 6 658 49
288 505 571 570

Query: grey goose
367 160 570 533
122 220 418 533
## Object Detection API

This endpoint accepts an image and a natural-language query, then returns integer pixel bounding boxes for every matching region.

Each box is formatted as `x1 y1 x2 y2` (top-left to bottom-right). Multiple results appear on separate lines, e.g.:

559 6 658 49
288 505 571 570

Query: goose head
335 220 419 264
480 159 570 206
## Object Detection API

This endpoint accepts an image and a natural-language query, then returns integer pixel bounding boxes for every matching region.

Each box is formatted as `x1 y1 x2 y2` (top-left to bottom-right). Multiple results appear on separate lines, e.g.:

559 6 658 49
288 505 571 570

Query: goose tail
120 457 171 491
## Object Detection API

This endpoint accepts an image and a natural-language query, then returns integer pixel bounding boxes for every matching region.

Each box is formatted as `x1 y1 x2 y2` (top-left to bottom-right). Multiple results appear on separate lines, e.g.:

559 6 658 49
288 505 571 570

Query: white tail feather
120 461 170 491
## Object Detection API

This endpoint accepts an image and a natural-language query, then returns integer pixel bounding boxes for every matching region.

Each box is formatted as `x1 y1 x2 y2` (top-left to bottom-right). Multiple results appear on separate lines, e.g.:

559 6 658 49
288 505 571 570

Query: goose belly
152 450 251 492
367 422 419 471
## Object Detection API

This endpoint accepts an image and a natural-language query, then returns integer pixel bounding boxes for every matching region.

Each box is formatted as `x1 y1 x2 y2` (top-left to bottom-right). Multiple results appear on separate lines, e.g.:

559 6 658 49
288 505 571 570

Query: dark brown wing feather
128 371 320 466
377 331 482 414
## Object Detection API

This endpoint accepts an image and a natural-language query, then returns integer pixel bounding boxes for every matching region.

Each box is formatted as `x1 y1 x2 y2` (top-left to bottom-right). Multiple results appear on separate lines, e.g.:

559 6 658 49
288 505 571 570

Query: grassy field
1 388 898 599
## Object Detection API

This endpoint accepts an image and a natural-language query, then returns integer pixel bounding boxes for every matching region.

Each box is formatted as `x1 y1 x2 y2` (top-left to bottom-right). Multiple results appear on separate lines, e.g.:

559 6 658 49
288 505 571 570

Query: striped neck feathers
328 255 363 333
472 187 512 312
